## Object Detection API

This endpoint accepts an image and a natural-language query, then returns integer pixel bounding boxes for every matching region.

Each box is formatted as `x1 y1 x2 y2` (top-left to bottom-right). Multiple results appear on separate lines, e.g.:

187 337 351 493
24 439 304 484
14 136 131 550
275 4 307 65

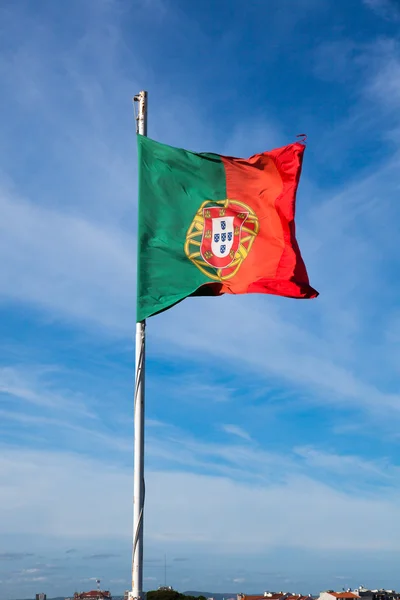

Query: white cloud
0 364 133 455
362 40 400 110
18 568 41 574
0 365 93 415
0 449 130 538
221 424 252 442
145 424 292 483
151 289 400 423
0 188 136 333
148 374 236 406
294 446 397 482
1 444 400 552
147 471 400 552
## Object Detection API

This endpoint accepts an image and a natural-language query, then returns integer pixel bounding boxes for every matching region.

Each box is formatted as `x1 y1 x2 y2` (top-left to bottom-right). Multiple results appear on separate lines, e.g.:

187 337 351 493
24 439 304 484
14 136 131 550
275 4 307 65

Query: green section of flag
137 135 227 321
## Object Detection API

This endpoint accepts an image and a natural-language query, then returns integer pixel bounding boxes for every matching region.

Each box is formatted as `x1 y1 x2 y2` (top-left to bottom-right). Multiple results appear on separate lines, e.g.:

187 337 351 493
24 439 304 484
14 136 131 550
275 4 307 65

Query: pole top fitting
133 91 148 102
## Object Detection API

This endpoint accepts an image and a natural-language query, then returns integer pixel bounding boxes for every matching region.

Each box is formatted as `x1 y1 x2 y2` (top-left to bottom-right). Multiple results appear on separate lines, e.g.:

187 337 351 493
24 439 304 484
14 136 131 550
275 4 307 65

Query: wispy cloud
84 554 120 560
2 440 400 551
294 446 398 484
363 0 400 21
151 290 400 426
0 553 34 561
0 365 94 415
148 373 237 405
221 424 252 442
0 188 136 334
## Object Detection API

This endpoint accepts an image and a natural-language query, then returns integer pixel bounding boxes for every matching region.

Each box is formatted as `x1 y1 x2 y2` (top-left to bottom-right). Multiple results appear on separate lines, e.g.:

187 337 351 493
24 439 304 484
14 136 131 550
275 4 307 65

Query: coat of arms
184 199 259 281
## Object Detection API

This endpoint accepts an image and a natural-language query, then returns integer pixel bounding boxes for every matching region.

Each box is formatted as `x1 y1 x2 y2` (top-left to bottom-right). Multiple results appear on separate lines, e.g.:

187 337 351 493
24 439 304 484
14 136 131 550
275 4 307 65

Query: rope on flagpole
132 324 145 560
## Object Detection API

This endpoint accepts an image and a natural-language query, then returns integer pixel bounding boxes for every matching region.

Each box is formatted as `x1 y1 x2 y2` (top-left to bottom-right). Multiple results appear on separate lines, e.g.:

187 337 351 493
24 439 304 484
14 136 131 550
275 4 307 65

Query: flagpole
131 90 147 600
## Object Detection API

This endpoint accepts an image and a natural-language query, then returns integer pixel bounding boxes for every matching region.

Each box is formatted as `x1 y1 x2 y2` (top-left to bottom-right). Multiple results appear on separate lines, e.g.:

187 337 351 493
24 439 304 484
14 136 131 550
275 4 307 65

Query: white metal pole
131 90 147 600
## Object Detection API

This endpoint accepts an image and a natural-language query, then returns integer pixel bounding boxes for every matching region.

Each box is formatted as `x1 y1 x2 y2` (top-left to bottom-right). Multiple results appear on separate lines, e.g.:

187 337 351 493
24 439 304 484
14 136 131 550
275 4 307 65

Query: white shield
211 216 235 258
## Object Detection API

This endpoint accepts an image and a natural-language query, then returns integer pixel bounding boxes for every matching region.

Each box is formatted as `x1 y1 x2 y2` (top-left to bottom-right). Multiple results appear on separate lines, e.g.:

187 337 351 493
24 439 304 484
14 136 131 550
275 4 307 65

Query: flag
137 135 318 321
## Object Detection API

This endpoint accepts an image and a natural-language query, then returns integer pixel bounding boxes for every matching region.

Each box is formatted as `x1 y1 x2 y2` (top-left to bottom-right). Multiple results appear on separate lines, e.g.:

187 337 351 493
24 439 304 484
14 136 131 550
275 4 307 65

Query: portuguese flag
137 135 318 321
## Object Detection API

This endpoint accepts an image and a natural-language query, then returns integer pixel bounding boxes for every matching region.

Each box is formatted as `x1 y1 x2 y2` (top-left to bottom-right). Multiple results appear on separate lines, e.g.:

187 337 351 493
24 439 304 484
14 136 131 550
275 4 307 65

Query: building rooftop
329 594 359 599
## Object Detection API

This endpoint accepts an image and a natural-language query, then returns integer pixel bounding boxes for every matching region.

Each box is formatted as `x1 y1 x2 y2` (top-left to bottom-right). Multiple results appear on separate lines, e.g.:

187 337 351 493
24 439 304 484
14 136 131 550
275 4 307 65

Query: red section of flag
218 142 318 299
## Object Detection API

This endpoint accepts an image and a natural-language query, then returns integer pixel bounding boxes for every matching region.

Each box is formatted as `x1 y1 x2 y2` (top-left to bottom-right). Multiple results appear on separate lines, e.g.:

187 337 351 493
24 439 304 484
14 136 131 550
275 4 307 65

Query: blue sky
2 0 400 597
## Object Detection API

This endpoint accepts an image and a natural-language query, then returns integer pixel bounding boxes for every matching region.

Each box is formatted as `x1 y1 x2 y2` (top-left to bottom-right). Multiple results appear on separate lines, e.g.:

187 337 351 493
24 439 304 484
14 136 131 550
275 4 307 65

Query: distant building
237 592 311 600
238 594 287 600
318 589 400 600
318 592 359 600
36 594 46 600
354 588 400 600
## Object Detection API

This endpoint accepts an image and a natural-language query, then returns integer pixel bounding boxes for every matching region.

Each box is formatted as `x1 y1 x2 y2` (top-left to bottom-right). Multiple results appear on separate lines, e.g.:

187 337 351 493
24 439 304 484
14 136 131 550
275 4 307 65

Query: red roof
74 593 111 600
241 596 287 600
